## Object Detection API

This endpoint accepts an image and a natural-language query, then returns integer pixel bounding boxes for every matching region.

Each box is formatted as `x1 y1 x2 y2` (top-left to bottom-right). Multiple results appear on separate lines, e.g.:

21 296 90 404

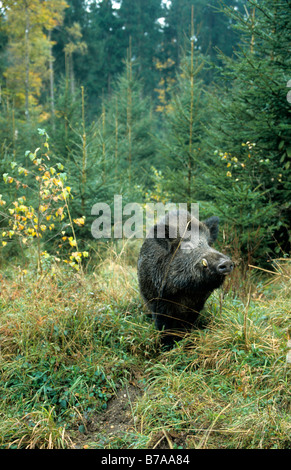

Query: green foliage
103 59 158 188
0 129 88 271
1 357 110 416
154 0 291 263
157 49 209 203
117 0 163 97
200 146 279 262
206 0 291 258
162 0 246 83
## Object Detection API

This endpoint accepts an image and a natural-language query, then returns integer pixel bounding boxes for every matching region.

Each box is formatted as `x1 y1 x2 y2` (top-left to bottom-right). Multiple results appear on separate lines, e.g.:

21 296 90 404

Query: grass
0 243 290 449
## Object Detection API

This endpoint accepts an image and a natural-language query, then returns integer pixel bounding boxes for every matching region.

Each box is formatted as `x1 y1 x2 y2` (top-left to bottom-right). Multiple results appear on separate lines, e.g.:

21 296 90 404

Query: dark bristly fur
137 210 234 347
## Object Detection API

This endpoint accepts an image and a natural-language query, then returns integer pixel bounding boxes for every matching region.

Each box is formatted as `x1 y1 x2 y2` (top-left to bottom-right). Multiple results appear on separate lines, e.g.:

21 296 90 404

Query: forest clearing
0 0 290 450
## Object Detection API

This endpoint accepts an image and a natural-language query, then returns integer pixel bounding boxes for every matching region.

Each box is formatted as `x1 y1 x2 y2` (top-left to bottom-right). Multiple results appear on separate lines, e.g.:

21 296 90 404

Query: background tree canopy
0 0 290 266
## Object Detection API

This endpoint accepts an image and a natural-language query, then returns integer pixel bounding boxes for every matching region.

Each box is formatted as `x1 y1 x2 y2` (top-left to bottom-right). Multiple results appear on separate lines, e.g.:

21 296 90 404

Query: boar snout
217 259 234 275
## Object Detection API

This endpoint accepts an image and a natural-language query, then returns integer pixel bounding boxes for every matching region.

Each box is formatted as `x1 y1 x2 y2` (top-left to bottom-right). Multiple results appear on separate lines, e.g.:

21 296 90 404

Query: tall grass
0 245 290 448
133 258 291 449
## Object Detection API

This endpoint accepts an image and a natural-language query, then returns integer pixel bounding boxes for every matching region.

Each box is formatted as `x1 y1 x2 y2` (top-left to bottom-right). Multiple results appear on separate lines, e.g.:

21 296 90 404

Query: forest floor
75 381 195 450
0 244 290 449
73 384 143 449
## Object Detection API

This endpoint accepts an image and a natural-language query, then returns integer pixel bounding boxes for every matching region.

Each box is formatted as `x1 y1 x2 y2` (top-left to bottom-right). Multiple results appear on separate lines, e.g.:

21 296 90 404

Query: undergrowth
0 244 290 449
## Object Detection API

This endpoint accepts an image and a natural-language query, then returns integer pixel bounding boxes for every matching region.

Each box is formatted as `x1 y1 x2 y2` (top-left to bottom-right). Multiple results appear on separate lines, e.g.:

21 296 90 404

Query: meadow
0 243 290 449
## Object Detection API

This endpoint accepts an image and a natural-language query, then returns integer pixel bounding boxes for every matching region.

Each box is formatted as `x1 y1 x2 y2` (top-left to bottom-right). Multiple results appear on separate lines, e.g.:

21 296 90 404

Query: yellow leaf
27 228 37 237
55 207 64 217
73 217 85 226
2 241 7 246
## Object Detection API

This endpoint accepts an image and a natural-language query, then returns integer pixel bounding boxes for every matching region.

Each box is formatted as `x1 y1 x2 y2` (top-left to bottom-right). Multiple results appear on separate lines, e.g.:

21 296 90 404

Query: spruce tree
206 0 291 259
162 0 247 83
118 0 163 97
157 41 210 206
82 0 125 110
102 58 158 198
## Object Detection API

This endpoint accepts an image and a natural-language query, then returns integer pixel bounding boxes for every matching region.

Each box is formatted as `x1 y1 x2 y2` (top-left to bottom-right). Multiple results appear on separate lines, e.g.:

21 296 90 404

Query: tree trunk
48 30 55 131
24 5 30 122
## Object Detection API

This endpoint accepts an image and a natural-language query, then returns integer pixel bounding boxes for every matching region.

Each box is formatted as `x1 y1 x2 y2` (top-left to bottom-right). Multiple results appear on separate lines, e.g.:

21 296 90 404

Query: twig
248 264 284 276
162 428 174 449
244 287 251 351
197 403 232 448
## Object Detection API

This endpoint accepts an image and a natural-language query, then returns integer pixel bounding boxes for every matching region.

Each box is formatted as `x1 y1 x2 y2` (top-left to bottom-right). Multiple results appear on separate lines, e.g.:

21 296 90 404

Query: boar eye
202 258 208 267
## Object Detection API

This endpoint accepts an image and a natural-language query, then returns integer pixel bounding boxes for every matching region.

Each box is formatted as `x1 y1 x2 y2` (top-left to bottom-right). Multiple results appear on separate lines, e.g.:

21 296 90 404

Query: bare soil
73 384 143 448
72 383 189 449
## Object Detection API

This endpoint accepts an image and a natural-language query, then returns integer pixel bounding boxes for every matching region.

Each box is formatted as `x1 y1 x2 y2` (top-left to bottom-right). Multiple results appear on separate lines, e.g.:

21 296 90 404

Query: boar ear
204 216 219 243
151 222 174 252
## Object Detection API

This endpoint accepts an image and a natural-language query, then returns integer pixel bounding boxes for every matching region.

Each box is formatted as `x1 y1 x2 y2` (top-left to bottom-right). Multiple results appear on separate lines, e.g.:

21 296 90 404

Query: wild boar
137 210 233 346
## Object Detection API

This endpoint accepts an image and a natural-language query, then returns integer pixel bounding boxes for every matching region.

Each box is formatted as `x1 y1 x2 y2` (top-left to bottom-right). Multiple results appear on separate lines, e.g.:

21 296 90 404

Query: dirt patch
73 384 142 448
72 383 190 449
